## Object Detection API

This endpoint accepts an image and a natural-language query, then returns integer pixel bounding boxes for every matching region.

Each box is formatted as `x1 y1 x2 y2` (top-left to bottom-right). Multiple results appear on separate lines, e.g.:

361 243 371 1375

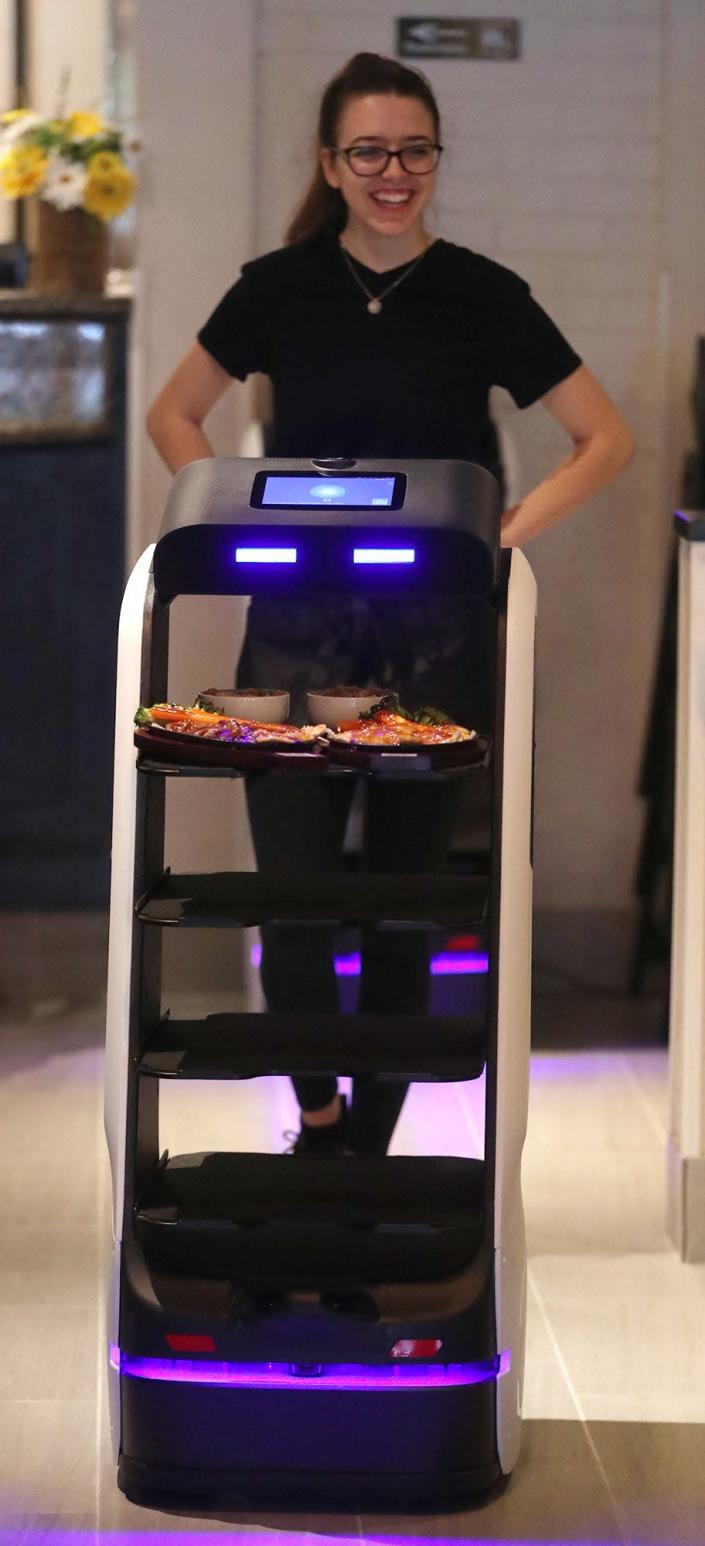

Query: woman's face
321 93 439 243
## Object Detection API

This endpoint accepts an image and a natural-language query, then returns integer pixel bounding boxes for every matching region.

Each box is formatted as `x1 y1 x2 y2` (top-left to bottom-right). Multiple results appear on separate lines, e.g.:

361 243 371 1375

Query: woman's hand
500 364 635 547
146 341 232 473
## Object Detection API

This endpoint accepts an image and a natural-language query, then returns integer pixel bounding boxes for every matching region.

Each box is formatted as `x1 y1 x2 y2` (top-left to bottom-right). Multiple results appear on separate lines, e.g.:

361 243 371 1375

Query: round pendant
367 298 382 315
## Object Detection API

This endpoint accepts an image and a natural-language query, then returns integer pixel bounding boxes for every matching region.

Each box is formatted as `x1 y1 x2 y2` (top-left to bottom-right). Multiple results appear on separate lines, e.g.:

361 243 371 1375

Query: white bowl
306 687 389 730
199 688 290 723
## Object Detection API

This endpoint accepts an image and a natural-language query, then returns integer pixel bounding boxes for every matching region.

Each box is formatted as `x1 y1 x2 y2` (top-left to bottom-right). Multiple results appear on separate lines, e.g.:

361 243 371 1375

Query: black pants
239 594 478 1154
245 773 462 1154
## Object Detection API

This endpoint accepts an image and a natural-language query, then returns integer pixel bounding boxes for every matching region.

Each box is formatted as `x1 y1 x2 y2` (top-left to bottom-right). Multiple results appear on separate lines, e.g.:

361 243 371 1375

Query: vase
29 201 108 295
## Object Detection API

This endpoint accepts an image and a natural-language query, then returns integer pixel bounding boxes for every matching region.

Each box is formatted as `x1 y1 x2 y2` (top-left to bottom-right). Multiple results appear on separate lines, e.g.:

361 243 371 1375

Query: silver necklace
339 241 429 315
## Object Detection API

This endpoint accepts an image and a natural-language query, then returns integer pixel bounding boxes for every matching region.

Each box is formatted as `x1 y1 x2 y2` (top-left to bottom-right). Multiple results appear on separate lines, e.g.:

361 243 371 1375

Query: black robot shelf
137 1009 487 1082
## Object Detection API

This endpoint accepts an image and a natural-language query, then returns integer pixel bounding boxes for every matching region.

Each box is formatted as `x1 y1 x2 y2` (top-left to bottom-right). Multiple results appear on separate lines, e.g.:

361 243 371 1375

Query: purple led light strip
430 952 489 976
353 548 415 564
250 943 488 976
111 1346 509 1390
234 546 297 564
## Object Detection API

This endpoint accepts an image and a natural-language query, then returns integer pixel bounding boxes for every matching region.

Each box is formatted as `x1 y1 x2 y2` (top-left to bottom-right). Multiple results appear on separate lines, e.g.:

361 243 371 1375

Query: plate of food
322 696 489 770
133 702 328 769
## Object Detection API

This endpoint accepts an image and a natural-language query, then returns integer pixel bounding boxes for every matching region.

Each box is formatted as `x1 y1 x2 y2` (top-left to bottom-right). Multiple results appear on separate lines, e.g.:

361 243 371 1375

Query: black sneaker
284 1096 348 1155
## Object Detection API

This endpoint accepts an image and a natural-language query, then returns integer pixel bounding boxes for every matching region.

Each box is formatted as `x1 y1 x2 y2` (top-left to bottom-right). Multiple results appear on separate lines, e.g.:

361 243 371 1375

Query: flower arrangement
0 108 137 221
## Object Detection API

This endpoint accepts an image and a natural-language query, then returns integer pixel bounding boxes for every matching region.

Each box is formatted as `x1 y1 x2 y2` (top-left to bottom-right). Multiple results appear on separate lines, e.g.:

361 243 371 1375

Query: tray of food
133 694 489 774
134 703 328 770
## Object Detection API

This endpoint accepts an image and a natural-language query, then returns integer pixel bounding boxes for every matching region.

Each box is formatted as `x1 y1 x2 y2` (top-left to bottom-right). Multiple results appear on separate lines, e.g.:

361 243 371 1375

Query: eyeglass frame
329 143 444 177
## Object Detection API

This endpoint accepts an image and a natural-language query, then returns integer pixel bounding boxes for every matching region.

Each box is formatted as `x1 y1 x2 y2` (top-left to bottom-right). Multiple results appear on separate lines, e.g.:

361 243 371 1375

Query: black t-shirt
197 233 581 480
198 234 581 714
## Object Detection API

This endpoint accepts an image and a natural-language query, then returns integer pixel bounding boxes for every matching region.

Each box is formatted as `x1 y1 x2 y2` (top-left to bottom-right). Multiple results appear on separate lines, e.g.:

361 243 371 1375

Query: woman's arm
146 341 233 473
500 364 635 547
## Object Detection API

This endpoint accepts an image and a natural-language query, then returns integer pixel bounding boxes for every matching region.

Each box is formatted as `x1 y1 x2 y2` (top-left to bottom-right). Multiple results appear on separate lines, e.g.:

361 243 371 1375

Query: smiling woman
285 51 442 258
317 92 440 267
146 49 634 1158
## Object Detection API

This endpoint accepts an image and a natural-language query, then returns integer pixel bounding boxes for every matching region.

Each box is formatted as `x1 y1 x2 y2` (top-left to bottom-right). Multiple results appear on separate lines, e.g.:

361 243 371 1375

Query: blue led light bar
110 1345 510 1390
235 547 297 564
353 548 416 565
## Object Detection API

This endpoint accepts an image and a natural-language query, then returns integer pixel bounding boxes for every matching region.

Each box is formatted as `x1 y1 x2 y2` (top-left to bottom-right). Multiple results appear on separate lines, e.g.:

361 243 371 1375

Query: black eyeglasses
332 143 443 177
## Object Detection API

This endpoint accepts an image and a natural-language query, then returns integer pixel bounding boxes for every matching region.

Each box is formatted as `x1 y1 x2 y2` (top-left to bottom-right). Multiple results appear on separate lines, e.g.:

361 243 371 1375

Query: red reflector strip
390 1339 443 1359
446 934 480 950
165 1334 216 1353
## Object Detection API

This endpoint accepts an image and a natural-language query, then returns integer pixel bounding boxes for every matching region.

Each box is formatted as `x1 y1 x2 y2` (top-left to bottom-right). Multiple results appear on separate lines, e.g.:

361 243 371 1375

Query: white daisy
0 110 42 149
43 154 88 210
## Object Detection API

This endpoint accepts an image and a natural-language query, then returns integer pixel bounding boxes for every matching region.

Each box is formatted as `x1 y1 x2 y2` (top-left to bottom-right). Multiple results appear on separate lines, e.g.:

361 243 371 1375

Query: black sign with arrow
397 17 521 60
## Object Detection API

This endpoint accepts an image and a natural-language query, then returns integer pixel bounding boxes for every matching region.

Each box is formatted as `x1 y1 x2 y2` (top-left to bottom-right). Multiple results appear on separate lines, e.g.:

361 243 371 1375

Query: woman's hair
285 52 441 245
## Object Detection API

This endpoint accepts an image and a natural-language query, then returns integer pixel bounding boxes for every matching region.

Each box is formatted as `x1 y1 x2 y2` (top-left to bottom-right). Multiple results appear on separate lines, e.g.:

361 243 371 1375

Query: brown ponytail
285 52 441 246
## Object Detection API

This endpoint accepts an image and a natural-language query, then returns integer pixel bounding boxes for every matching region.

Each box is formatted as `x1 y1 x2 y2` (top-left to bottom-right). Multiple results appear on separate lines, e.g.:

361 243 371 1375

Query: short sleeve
197 261 270 380
488 272 582 408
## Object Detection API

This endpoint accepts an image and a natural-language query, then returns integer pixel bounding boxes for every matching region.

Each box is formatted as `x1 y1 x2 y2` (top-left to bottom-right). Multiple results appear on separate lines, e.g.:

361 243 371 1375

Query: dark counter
0 291 131 908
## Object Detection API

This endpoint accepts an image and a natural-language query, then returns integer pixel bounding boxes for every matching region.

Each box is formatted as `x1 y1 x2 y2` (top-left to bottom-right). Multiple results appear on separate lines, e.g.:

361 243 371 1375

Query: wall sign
397 17 521 60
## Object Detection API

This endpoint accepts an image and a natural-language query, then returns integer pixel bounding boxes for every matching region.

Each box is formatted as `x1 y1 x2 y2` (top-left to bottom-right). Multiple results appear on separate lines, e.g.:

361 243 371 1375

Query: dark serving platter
134 726 327 771
134 724 491 775
326 734 490 771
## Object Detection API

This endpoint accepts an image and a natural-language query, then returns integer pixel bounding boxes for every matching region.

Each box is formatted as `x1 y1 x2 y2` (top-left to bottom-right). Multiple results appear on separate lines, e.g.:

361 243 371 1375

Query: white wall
133 0 257 934
30 0 106 118
255 0 705 973
134 0 255 561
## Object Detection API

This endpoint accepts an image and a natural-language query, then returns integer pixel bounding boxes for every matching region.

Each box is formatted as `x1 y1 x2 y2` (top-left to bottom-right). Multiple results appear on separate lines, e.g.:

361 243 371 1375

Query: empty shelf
136 871 488 928
135 1151 485 1288
138 1011 487 1082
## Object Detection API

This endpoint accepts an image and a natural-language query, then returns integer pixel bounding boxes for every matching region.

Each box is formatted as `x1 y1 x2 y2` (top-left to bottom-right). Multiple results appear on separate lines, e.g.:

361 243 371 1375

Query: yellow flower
0 142 47 198
83 159 136 220
87 150 122 177
65 110 104 140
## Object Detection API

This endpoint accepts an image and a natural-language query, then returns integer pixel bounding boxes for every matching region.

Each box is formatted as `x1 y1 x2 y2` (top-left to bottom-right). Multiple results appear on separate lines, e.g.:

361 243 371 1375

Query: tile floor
1 991 704 1545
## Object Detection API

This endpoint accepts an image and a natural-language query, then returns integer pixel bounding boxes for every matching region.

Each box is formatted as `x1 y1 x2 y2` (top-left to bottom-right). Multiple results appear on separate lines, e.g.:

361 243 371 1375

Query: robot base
118 1375 505 1509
